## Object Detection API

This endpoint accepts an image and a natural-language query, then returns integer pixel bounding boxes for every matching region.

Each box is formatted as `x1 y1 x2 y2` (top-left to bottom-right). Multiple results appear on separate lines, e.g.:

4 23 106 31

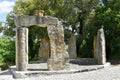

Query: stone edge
10 62 111 79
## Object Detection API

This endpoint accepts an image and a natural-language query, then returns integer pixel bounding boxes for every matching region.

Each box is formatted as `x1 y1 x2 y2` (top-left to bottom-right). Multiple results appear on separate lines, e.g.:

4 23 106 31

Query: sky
0 0 15 22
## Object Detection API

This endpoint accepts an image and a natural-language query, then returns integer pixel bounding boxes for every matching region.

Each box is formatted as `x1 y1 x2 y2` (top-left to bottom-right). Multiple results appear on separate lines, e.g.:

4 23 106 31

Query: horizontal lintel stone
14 15 59 27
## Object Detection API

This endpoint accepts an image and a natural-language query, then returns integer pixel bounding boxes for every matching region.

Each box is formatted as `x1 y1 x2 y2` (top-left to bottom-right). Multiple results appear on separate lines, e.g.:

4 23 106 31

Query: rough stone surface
16 27 28 71
38 38 50 61
12 71 27 79
47 22 69 70
96 28 106 65
14 15 58 27
68 34 77 59
15 15 69 71
94 36 97 59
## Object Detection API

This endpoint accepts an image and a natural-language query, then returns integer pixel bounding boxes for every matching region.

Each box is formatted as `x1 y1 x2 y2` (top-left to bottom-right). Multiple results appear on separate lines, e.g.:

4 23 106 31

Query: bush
0 36 15 68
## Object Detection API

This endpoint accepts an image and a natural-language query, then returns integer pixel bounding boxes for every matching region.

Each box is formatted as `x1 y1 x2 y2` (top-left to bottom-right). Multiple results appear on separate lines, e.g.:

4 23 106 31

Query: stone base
12 71 28 79
103 62 111 67
47 52 69 70
71 58 98 65
10 60 111 79
47 59 69 71
11 64 106 79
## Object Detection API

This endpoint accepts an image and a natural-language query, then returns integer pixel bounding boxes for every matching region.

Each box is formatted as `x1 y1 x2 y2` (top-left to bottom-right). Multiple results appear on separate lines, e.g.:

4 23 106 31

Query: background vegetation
0 36 15 70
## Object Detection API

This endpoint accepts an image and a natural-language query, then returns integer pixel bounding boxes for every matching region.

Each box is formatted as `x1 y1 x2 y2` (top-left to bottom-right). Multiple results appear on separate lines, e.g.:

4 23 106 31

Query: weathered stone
42 16 59 25
62 51 70 69
68 33 77 59
94 36 97 60
14 16 36 27
36 16 43 24
14 16 58 27
47 22 69 70
15 15 69 71
96 27 106 65
16 27 28 71
12 71 27 79
38 38 50 61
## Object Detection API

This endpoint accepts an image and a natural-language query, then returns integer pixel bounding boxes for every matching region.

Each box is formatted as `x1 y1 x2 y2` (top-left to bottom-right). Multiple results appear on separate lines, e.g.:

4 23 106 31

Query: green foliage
0 36 15 67
5 12 16 37
5 0 99 59
77 0 120 59
93 0 120 59
28 26 49 59
75 0 99 57
2 0 119 61
13 0 76 24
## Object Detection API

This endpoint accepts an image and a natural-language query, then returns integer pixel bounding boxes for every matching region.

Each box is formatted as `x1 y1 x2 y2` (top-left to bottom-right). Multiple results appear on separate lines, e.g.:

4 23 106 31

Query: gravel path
0 65 120 80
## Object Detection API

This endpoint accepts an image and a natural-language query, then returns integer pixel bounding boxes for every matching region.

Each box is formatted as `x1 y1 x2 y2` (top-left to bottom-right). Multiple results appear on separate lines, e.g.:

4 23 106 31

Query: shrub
0 36 15 68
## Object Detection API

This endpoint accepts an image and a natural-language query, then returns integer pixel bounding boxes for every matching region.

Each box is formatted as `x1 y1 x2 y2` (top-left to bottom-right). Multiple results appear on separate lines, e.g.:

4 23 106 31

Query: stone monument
94 36 97 60
14 15 69 71
68 33 77 59
38 38 50 61
96 27 106 65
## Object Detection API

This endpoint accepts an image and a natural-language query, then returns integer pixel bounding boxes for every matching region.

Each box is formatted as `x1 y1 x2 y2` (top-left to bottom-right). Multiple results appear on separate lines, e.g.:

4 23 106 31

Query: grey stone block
42 16 58 25
12 71 27 79
14 15 58 27
68 34 77 59
16 27 28 71
96 27 106 65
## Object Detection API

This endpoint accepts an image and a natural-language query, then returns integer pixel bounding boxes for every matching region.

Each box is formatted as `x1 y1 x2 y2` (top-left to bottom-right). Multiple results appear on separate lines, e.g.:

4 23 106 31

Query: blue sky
0 0 16 22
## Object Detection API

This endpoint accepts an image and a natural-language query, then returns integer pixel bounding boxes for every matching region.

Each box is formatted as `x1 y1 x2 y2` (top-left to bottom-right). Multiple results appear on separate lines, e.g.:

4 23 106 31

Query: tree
74 0 99 57
0 36 15 67
5 0 100 59
94 0 120 59
3 12 16 37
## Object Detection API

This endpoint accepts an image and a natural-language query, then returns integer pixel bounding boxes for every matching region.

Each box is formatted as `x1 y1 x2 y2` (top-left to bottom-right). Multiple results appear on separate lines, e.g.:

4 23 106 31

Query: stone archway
14 15 69 71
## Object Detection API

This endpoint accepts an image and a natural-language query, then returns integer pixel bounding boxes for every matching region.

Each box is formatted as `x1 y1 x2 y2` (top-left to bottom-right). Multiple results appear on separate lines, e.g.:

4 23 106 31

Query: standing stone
16 27 28 71
47 22 69 70
94 36 97 60
96 27 106 65
38 38 49 61
68 33 77 59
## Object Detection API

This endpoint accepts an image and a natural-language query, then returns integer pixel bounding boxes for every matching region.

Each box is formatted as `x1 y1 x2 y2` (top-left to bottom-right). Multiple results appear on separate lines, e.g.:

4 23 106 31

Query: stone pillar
38 38 49 61
68 33 77 59
16 27 28 71
94 36 97 60
56 24 69 69
47 23 69 70
96 28 106 65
